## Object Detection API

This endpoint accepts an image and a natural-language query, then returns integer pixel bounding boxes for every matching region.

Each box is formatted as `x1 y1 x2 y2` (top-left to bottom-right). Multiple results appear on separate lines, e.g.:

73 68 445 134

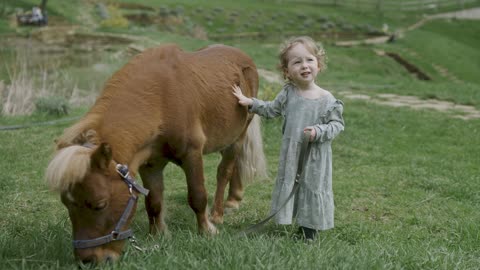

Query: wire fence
283 0 479 11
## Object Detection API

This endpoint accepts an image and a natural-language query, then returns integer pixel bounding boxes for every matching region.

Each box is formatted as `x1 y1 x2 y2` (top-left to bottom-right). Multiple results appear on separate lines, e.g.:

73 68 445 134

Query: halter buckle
111 231 119 240
116 164 130 179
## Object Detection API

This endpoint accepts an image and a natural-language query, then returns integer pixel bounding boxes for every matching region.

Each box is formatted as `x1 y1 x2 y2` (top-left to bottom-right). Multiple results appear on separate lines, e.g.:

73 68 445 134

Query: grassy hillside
1 1 479 269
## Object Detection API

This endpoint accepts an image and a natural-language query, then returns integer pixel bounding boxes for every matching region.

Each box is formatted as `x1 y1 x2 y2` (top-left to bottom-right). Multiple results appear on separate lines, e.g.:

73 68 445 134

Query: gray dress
250 83 344 230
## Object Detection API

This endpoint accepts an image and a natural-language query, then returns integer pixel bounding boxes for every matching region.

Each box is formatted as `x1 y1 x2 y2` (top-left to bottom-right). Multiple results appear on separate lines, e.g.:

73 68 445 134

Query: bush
34 96 69 116
100 5 129 28
259 83 281 101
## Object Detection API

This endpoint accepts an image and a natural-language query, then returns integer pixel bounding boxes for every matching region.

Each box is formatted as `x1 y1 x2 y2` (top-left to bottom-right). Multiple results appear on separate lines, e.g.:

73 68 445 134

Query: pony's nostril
80 256 97 266
105 255 113 264
103 252 119 263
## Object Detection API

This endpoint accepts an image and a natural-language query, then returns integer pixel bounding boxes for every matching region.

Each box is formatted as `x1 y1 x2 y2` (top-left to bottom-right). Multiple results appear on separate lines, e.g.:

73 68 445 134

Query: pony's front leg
139 161 168 235
211 147 237 224
181 150 218 235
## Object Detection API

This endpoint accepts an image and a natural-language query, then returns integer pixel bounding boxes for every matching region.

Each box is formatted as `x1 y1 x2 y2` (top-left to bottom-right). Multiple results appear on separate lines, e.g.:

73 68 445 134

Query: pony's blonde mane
45 145 93 192
45 112 103 192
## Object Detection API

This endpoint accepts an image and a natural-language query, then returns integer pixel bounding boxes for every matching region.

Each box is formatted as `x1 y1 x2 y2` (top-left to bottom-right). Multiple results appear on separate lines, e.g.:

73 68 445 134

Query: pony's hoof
149 223 168 235
199 221 219 236
224 207 238 215
206 222 219 235
210 213 224 224
224 200 240 210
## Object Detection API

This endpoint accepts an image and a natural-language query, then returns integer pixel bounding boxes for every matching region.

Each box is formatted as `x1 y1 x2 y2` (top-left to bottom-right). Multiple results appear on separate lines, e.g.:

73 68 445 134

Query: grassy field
1 1 480 269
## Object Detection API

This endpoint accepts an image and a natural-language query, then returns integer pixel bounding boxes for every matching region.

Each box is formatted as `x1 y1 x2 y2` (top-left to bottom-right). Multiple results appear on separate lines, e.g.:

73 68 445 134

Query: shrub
259 83 281 101
34 96 70 116
100 5 129 28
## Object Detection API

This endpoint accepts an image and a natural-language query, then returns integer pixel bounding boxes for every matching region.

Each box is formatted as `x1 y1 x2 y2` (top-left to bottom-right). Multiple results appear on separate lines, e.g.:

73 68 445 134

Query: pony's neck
84 87 158 174
89 117 154 174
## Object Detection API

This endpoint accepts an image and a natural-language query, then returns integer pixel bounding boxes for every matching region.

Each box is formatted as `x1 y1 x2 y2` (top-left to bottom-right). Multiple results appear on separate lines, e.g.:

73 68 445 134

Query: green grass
393 20 480 83
1 0 480 269
1 98 479 269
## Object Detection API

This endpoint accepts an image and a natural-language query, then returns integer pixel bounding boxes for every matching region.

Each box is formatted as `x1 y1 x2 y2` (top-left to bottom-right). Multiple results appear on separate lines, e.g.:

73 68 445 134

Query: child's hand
303 127 316 142
232 85 253 107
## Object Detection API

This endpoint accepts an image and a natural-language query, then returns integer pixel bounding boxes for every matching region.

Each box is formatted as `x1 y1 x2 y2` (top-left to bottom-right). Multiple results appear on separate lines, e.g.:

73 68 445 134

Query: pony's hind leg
211 145 238 224
181 149 218 235
225 115 267 210
139 160 168 235
225 164 243 211
225 139 247 211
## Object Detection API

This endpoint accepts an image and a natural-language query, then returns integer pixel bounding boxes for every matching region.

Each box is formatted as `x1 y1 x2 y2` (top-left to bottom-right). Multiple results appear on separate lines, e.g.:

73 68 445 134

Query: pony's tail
237 115 268 183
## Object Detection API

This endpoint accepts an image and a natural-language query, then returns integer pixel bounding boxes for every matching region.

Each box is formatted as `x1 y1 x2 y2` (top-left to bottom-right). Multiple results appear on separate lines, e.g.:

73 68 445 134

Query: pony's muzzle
76 248 120 265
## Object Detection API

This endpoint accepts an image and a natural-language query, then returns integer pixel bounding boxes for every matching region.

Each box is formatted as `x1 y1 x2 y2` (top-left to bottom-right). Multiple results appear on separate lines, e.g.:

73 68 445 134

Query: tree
40 0 47 12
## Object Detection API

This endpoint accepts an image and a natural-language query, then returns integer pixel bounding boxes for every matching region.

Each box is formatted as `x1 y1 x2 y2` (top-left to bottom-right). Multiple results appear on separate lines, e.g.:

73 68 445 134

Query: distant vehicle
17 6 48 26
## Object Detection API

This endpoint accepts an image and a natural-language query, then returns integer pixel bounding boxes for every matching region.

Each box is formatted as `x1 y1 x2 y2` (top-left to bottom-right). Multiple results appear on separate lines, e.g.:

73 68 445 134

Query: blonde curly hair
278 36 327 80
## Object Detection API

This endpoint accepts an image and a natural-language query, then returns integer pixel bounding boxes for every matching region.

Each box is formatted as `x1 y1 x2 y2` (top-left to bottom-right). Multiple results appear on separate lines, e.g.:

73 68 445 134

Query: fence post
376 0 382 12
376 0 384 17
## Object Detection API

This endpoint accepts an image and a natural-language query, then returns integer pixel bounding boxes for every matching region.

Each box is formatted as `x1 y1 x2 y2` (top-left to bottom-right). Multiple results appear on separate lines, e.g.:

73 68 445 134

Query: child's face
284 43 319 87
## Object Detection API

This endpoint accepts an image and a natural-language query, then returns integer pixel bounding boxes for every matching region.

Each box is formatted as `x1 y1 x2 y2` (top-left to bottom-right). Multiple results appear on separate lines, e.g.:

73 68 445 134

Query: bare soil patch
374 50 431 81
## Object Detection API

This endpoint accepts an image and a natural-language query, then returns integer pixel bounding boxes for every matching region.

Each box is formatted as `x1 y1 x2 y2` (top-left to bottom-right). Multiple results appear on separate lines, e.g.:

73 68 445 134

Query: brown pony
45 44 267 264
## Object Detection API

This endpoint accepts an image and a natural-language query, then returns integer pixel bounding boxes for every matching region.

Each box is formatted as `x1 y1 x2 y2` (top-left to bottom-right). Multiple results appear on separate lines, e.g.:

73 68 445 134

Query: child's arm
232 85 287 119
306 100 345 142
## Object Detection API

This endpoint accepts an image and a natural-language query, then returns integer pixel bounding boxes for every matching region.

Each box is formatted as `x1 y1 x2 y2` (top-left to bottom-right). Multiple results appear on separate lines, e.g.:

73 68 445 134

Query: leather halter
72 161 149 249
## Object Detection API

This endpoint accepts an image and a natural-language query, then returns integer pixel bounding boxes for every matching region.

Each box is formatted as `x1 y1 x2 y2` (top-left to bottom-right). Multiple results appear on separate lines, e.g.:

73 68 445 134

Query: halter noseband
72 163 149 249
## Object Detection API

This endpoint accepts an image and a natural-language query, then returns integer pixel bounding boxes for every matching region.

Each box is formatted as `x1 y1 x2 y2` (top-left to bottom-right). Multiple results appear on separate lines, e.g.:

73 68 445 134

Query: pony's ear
91 143 112 170
84 129 100 145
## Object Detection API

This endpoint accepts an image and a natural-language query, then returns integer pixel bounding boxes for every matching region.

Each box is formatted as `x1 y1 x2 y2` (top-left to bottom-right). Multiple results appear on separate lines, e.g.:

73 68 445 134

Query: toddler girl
232 36 344 240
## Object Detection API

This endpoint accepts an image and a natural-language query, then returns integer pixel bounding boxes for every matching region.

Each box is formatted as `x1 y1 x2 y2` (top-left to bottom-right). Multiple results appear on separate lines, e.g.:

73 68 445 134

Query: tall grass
2 50 36 116
0 47 103 117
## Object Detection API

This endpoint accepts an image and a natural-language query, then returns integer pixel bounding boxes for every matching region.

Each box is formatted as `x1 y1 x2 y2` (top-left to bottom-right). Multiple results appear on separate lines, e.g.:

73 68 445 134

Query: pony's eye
61 193 80 208
85 200 107 211
93 201 107 211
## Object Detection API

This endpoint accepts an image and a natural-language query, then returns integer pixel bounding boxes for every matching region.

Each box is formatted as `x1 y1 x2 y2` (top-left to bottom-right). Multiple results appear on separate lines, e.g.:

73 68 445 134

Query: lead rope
128 236 147 252
128 234 164 253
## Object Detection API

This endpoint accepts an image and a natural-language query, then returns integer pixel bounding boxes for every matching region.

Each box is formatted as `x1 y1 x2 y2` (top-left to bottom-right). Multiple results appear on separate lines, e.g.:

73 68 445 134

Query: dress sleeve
249 86 288 119
312 100 345 143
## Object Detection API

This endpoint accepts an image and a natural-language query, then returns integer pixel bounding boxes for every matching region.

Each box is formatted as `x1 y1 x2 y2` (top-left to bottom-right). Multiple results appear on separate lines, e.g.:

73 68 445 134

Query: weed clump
100 5 129 28
34 96 69 116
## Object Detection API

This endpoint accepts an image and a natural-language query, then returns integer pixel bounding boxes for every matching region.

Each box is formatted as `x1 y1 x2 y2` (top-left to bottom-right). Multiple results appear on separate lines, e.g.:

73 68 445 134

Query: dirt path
338 7 480 46
428 7 480 20
408 7 480 31
257 69 480 120
339 91 480 120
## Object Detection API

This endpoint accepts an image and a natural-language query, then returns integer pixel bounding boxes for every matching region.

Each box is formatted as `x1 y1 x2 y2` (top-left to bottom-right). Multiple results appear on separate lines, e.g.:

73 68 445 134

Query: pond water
0 34 130 114
0 35 123 80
